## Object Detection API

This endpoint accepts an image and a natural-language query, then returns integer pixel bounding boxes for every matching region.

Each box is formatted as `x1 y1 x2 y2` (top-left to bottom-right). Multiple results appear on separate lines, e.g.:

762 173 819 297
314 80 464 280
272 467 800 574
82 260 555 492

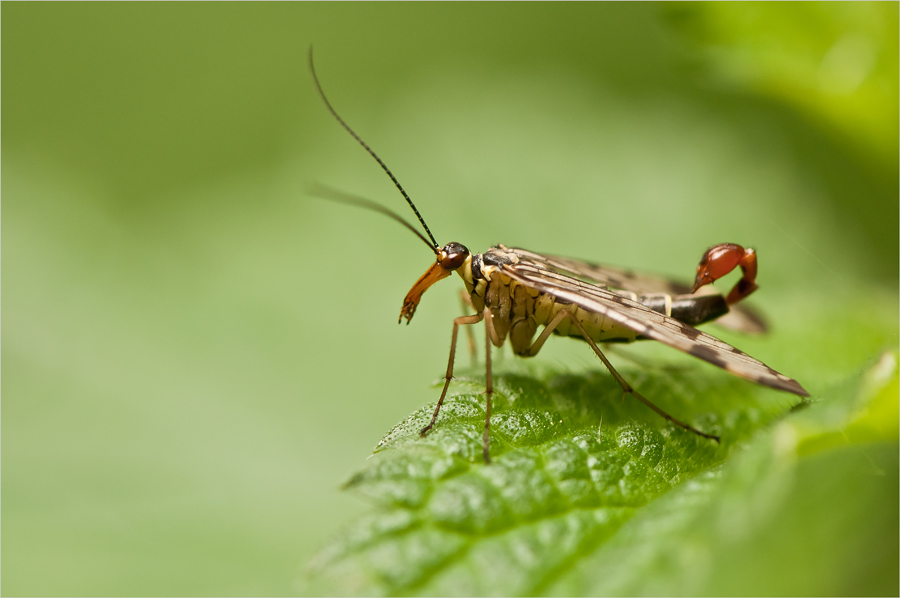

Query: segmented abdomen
477 273 641 356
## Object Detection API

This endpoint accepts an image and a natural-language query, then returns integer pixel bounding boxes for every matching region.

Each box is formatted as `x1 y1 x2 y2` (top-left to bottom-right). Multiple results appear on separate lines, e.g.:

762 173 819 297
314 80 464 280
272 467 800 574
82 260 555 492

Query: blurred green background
3 3 897 596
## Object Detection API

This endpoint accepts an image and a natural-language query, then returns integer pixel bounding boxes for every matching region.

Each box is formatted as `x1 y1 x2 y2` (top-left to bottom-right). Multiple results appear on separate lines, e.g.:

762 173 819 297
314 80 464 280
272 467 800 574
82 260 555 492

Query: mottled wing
505 245 768 334
499 258 808 396
505 245 691 294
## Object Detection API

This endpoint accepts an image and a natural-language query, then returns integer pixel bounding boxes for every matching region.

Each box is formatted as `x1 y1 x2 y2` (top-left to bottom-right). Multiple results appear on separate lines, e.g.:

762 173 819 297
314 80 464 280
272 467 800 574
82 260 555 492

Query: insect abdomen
543 301 638 344
542 293 728 344
502 280 641 353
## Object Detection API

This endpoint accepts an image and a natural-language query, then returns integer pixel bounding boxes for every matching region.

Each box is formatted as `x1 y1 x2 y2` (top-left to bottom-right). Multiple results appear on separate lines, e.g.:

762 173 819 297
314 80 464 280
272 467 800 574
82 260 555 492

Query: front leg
481 308 496 464
459 289 478 366
420 311 484 438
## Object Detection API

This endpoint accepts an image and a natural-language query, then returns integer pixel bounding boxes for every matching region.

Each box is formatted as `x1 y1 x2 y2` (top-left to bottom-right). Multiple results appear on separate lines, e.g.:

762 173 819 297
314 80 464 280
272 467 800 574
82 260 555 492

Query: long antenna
308 47 440 251
306 183 438 253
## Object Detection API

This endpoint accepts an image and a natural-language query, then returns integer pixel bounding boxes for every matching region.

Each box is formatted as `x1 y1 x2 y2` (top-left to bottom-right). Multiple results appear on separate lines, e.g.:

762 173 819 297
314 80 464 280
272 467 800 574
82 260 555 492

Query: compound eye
440 242 470 270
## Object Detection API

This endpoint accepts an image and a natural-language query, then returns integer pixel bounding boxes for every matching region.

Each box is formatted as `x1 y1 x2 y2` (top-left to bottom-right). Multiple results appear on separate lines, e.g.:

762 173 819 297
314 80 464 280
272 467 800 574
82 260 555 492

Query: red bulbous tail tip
692 243 759 306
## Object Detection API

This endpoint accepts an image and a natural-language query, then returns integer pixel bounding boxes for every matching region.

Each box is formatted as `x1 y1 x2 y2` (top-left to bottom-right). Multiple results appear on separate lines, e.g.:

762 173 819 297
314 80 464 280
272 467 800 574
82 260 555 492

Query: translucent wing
504 245 768 334
496 251 808 396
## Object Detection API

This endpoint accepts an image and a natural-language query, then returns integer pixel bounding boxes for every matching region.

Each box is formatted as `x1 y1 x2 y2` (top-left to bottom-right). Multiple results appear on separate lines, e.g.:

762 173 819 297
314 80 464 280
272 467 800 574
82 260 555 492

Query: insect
309 50 808 463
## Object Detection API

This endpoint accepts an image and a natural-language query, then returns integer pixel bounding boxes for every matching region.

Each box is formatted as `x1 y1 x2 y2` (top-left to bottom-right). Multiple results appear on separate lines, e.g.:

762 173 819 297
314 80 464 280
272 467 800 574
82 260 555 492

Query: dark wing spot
680 326 702 340
688 345 727 368
709 356 729 369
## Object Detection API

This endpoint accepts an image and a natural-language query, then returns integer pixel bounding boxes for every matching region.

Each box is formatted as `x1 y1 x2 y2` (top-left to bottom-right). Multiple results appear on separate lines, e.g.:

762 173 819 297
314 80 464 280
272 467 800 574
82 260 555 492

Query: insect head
400 242 470 324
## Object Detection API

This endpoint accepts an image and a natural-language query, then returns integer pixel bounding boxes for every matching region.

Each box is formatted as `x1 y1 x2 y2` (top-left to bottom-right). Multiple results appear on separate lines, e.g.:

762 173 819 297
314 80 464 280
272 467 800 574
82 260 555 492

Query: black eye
440 242 469 270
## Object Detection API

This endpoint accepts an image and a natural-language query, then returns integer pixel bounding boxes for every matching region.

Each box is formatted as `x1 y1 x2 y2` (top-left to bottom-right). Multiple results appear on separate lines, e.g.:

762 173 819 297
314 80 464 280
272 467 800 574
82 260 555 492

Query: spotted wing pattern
498 249 808 397
504 245 768 334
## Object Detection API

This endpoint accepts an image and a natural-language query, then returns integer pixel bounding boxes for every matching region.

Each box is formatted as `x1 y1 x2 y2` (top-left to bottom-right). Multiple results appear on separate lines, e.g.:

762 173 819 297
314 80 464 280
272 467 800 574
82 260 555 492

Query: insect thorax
460 247 641 355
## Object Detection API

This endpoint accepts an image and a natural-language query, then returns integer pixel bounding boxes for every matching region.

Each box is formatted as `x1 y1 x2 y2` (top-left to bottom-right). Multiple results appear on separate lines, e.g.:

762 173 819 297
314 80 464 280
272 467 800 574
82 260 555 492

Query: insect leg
420 312 485 438
522 309 569 356
529 309 720 442
574 316 719 441
482 307 497 464
458 289 478 365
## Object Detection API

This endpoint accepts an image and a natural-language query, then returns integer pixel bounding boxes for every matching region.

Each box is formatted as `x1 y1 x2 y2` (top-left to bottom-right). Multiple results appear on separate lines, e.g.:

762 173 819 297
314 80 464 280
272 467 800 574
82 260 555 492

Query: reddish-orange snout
400 261 452 324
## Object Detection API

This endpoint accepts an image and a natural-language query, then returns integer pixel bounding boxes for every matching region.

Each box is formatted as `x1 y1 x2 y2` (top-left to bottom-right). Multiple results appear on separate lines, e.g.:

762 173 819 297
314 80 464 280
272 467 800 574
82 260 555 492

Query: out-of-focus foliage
3 3 896 596
667 3 898 164
664 2 899 277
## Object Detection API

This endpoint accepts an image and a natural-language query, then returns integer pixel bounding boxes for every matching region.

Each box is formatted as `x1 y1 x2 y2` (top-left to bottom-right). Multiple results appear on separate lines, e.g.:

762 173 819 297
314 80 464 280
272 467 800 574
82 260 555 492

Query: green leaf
307 294 898 596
